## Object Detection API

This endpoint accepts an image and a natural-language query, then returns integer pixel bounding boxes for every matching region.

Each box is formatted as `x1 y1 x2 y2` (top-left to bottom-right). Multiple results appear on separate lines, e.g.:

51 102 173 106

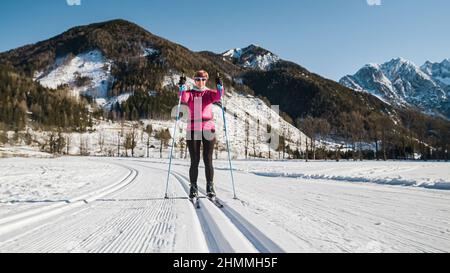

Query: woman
179 70 224 199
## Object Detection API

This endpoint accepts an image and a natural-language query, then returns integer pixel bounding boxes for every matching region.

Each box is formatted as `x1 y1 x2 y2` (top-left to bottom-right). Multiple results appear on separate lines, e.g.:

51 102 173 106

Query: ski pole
164 74 186 199
217 73 238 200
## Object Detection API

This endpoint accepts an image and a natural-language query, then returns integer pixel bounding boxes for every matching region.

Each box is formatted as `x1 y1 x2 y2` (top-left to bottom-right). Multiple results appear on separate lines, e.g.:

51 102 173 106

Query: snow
36 50 114 105
100 92 134 110
34 49 162 109
0 157 449 253
0 146 54 159
142 47 159 57
223 48 243 59
0 80 312 161
223 45 280 71
160 71 310 157
341 57 449 117
435 76 450 86
421 59 450 87
245 53 280 71
30 53 310 157
0 157 130 219
231 160 450 190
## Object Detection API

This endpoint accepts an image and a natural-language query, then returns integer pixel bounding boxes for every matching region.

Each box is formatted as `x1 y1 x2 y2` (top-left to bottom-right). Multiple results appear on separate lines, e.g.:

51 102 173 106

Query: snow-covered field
0 157 131 222
0 157 449 253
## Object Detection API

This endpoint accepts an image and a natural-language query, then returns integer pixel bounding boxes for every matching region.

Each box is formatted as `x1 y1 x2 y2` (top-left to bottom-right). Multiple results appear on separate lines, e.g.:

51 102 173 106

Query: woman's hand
215 74 223 87
178 75 187 94
216 74 223 95
178 75 187 86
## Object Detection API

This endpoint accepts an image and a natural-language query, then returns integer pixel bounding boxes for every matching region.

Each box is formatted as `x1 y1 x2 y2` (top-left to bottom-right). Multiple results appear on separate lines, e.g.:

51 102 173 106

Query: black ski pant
187 130 216 185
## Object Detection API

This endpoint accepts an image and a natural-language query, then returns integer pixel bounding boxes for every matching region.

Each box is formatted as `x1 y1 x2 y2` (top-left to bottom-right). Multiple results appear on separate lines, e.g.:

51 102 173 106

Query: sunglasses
194 78 207 82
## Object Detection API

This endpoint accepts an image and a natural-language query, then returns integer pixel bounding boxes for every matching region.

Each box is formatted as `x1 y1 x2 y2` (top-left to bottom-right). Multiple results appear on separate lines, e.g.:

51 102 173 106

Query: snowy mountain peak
421 59 450 86
366 63 380 69
381 57 428 79
340 57 450 118
440 58 450 65
223 44 280 71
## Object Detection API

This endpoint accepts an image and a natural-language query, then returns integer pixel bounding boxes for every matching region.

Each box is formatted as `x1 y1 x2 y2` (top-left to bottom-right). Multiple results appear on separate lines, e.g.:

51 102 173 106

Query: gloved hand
216 74 223 95
178 75 187 86
215 74 223 87
178 75 187 93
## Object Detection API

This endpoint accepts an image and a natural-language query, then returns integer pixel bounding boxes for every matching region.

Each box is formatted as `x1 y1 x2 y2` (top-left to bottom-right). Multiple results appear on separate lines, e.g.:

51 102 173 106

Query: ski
207 197 224 208
190 197 201 209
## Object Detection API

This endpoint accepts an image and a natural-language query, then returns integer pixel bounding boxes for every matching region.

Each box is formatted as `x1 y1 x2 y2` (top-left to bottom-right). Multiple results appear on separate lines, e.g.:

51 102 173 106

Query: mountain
222 44 280 71
421 59 450 89
1 19 449 159
0 64 92 132
0 19 309 156
340 58 450 119
0 19 222 107
226 54 397 130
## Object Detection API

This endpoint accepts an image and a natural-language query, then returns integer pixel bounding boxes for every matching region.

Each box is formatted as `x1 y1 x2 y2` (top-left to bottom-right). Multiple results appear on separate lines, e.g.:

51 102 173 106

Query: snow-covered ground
0 157 449 253
0 157 130 219
228 160 450 190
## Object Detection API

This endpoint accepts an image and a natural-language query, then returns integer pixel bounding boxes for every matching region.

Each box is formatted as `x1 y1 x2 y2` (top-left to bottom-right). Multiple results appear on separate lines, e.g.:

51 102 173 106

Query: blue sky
0 0 448 80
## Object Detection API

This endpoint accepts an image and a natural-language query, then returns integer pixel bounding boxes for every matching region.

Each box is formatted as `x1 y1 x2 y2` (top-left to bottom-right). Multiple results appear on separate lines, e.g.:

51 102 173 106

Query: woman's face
194 77 208 89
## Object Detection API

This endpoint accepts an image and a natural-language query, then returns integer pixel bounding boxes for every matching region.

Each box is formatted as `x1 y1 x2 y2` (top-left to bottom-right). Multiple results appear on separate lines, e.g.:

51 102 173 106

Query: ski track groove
0 161 140 249
293 188 450 252
1 180 146 252
0 160 182 253
3 158 448 253
171 168 284 253
84 190 176 253
133 163 223 253
135 162 283 253
222 171 449 252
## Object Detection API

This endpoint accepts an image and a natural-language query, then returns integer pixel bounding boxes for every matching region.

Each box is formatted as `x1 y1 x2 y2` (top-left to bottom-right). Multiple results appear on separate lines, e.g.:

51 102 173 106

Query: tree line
0 65 93 136
293 109 449 161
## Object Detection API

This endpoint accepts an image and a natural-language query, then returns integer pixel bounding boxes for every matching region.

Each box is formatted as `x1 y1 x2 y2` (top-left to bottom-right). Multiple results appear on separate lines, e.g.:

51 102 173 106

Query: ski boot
206 181 216 199
206 181 223 208
189 182 199 200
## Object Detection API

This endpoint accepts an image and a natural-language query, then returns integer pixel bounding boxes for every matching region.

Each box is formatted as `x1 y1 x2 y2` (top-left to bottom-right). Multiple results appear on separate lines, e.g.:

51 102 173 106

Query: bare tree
368 113 383 160
379 115 393 161
47 129 66 155
117 131 122 157
124 124 138 157
215 141 219 160
277 132 286 160
179 137 186 159
245 113 250 159
66 136 71 155
144 124 153 158
314 118 331 160
79 134 88 156
267 124 272 160
98 130 105 156
350 112 365 161
296 116 316 160
154 129 171 159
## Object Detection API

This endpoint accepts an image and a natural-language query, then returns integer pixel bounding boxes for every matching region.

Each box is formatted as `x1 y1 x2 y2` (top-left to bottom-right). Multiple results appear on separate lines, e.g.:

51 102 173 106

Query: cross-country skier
178 70 224 200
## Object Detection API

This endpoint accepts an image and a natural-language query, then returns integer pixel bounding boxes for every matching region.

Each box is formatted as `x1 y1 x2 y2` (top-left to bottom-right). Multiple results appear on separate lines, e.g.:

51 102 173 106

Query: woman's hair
194 70 209 79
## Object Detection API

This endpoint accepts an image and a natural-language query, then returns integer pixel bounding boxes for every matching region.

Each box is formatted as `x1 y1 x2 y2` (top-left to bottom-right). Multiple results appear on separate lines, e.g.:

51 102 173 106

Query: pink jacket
180 88 224 132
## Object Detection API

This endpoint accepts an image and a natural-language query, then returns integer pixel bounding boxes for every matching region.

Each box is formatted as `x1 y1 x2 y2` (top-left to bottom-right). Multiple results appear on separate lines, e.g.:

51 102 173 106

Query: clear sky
0 0 448 80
